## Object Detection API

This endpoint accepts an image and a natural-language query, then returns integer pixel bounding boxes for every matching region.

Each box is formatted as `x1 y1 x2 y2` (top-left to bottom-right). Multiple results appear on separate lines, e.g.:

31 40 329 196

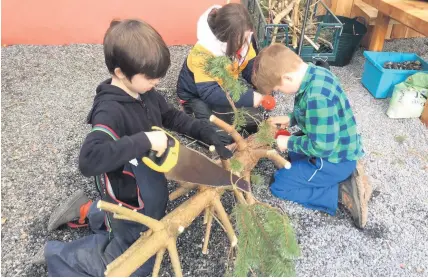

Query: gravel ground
2 38 428 277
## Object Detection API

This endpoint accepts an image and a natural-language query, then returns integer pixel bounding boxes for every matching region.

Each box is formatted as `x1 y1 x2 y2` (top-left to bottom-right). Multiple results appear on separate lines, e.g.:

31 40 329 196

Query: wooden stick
152 248 166 277
271 0 297 44
202 207 214 254
266 150 291 169
233 188 248 205
169 183 198 201
210 115 247 151
97 201 164 231
292 0 301 48
284 18 320 50
243 174 256 205
167 240 183 277
212 197 238 247
252 149 291 169
203 207 210 225
105 229 166 277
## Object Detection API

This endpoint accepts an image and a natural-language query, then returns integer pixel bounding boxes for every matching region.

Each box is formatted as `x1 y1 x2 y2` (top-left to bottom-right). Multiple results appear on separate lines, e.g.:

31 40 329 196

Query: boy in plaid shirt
252 44 372 229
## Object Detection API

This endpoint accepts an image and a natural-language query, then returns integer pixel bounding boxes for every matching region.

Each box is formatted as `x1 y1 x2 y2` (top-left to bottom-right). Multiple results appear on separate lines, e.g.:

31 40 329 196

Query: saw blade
165 144 250 192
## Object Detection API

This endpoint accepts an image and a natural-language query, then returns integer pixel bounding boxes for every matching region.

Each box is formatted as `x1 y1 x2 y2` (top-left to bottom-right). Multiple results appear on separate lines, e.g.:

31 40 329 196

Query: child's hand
276 135 290 152
268 115 290 129
146 131 168 157
253 92 263 108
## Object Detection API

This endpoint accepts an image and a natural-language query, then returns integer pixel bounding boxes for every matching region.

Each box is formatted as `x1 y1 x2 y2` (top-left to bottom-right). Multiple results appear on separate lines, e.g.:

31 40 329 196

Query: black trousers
182 98 262 145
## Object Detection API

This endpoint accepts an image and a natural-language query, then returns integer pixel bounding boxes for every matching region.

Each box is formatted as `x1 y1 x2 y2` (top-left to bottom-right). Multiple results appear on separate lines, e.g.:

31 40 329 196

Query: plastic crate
361 51 428 99
242 0 343 63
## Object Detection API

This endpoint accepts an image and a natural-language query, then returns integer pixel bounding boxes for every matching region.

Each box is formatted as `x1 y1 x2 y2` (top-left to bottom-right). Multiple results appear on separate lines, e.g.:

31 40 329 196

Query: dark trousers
45 163 168 277
182 98 261 145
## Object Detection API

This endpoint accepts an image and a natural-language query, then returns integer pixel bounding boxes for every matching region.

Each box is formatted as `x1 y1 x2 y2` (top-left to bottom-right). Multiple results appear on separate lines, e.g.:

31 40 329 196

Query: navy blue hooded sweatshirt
79 79 211 219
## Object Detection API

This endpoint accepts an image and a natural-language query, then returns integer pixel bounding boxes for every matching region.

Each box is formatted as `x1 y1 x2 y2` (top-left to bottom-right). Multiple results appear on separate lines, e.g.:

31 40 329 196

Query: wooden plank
391 24 408 39
385 23 393 39
352 0 378 25
361 0 380 9
406 27 424 38
333 0 355 17
377 0 428 36
368 12 390 51
421 100 428 128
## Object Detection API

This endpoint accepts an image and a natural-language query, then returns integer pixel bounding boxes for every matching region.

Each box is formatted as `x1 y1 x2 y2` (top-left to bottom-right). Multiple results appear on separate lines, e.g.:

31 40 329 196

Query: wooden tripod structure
98 115 291 277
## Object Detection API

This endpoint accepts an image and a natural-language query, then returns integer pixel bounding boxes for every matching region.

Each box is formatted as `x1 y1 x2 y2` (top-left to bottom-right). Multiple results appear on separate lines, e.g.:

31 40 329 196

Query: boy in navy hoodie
33 19 232 276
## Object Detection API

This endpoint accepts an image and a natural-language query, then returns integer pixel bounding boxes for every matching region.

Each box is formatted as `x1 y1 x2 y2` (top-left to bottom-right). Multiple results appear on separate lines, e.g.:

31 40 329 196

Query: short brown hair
252 43 303 94
208 3 253 60
103 19 170 80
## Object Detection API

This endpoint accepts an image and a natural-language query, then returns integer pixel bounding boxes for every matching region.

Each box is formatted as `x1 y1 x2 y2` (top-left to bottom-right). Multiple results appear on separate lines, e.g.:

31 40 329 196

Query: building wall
1 0 233 46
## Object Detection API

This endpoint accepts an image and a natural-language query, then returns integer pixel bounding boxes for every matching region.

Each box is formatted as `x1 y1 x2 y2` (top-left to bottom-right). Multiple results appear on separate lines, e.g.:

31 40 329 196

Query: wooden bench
351 0 423 48
361 0 428 51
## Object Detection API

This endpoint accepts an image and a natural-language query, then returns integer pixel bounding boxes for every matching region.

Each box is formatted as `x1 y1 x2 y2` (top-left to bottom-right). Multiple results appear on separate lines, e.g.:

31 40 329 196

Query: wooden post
421 100 428 128
368 12 390 51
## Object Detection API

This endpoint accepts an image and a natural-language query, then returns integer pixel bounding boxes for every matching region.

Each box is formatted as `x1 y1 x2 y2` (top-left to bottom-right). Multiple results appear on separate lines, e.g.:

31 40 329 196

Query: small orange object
78 200 93 224
261 95 276 111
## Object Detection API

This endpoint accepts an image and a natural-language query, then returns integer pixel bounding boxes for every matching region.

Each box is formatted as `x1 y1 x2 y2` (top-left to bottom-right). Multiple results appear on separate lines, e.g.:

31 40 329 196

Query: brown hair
252 43 303 94
207 3 253 60
103 19 170 80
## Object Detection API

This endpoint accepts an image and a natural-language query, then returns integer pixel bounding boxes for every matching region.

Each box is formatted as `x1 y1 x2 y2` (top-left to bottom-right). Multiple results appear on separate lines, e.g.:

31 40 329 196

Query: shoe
31 243 47 265
47 190 92 231
339 162 372 229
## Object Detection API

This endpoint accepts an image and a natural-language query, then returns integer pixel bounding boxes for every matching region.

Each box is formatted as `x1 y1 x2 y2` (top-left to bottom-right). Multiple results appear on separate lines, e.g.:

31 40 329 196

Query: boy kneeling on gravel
32 19 232 276
252 43 372 229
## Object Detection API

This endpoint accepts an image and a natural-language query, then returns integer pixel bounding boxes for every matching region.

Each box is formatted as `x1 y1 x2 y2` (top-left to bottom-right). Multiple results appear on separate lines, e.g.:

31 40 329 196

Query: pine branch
233 109 247 131
230 158 244 173
232 204 299 276
255 121 276 146
190 48 248 123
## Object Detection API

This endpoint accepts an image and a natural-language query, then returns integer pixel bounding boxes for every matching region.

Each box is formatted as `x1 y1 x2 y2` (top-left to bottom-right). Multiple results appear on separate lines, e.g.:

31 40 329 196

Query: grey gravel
2 38 428 277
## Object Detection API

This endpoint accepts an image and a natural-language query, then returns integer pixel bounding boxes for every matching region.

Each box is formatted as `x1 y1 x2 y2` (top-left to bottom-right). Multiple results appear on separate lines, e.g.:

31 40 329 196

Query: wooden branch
252 149 291 169
292 0 301 48
234 188 247 205
203 207 210 225
271 0 297 44
202 207 214 254
210 115 247 151
97 201 164 231
105 229 166 277
103 188 225 277
167 239 183 277
243 173 256 205
284 18 320 50
266 150 291 169
169 183 198 201
152 248 166 277
212 197 238 247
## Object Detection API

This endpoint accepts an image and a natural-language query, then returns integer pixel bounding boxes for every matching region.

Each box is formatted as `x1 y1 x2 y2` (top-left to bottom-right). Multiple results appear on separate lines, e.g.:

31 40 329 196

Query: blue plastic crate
361 51 428 99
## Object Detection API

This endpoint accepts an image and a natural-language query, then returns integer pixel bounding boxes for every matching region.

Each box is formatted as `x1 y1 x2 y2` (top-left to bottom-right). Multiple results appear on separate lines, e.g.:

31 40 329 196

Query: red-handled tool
275 128 291 139
274 123 291 139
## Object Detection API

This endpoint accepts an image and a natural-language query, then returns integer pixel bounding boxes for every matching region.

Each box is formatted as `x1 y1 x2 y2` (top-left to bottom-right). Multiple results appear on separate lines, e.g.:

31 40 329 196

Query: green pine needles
232 204 300 277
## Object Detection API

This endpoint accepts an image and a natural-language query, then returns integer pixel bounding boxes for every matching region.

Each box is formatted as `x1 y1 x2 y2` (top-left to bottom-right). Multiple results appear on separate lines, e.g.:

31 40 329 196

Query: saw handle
142 127 180 173
147 136 176 161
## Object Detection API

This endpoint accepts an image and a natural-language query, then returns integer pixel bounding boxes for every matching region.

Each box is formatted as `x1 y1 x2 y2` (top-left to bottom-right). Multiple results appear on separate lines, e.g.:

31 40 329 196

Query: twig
167 239 183 277
97 200 164 231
